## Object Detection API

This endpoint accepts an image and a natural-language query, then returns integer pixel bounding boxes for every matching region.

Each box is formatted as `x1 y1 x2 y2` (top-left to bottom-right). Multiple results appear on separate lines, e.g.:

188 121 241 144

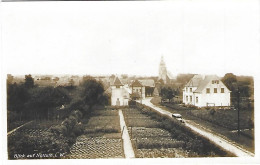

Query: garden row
124 108 190 158
131 103 235 157
8 110 84 159
67 109 124 159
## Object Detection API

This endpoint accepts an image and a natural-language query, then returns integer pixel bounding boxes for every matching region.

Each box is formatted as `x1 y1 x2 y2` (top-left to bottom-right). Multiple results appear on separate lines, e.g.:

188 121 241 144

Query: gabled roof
131 80 143 87
194 75 221 93
139 79 155 87
185 74 203 87
112 77 123 86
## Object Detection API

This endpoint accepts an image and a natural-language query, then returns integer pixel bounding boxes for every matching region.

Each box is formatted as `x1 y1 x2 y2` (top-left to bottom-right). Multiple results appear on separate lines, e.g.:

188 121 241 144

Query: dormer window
212 80 220 84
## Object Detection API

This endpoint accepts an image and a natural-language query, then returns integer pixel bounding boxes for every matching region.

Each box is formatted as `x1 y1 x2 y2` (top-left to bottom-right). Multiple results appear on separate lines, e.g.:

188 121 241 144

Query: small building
183 75 231 107
130 80 145 99
139 79 155 97
111 77 130 106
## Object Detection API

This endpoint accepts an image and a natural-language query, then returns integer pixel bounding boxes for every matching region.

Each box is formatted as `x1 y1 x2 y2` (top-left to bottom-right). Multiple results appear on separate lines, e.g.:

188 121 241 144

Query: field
67 109 124 159
189 109 254 130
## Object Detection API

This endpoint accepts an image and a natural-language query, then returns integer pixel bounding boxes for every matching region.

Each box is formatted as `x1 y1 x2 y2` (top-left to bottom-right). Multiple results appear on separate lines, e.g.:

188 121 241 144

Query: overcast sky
2 1 259 77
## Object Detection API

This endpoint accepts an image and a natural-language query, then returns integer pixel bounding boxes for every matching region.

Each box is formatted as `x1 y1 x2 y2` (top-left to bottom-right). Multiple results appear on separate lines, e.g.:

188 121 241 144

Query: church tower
159 56 168 84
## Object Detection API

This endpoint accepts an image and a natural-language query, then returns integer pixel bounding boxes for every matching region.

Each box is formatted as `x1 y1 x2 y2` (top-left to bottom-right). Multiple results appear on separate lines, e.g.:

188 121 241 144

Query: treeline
7 74 109 159
7 74 109 125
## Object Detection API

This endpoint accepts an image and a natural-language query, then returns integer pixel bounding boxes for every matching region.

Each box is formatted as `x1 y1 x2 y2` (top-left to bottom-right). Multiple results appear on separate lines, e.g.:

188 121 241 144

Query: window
190 88 192 92
186 96 188 102
196 97 198 103
116 85 120 88
221 88 224 93
190 96 192 102
214 88 217 93
186 87 188 92
212 80 219 84
206 88 210 93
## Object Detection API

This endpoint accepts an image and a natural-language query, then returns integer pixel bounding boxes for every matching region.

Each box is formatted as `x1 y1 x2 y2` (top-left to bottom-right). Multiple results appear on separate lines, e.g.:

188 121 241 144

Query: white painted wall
183 81 230 107
111 86 129 106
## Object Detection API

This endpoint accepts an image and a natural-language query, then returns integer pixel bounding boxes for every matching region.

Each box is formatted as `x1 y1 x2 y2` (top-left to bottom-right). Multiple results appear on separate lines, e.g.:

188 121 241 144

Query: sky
1 0 259 77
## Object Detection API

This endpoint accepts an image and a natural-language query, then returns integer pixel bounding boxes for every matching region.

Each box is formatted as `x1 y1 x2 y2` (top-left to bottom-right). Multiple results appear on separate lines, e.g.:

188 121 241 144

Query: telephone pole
237 87 240 135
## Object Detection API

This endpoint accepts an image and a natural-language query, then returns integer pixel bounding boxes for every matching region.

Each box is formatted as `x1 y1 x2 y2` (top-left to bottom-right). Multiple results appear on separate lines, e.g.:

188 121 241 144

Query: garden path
7 121 33 136
139 98 254 157
118 109 135 158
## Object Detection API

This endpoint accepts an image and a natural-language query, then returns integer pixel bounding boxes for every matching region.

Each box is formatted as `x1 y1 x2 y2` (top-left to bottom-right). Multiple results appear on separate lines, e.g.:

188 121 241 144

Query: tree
27 86 71 120
7 83 30 120
160 87 175 102
80 77 107 111
222 73 237 92
24 74 34 88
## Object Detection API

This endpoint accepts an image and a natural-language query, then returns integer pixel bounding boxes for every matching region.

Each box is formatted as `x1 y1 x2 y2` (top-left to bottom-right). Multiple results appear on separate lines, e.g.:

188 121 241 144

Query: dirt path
118 110 135 158
7 121 33 136
139 98 254 157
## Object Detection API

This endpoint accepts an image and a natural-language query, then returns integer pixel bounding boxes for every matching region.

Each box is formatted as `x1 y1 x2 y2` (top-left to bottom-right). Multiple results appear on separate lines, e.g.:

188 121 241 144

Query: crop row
136 148 190 158
69 136 124 159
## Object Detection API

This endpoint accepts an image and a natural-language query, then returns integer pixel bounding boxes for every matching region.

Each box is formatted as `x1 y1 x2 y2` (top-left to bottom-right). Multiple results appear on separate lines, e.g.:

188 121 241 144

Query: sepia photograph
1 0 259 164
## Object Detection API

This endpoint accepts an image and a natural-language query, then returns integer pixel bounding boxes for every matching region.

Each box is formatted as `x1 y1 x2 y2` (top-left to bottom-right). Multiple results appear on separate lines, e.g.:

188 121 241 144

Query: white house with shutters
183 75 231 107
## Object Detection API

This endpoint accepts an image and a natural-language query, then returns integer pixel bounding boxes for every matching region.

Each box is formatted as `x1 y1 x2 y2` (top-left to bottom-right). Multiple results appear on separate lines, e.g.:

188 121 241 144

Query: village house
130 80 145 99
111 77 130 106
183 75 231 107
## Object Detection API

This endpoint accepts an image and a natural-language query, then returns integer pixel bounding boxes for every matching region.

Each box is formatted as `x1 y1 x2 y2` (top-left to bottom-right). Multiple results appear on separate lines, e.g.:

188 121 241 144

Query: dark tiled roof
185 74 203 87
194 75 220 93
139 79 155 87
113 77 123 86
131 80 143 87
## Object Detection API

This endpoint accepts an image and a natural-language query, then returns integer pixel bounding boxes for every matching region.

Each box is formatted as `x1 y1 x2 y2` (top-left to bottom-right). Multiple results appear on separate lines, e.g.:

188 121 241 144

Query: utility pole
237 87 240 135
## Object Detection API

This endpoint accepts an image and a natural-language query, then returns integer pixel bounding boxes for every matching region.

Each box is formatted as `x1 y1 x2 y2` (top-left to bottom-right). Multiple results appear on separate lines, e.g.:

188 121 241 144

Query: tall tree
24 74 34 88
80 77 107 111
222 73 237 91
160 87 175 102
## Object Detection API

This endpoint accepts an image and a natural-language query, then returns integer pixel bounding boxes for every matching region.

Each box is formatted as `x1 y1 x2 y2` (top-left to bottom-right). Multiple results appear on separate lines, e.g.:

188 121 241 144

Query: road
139 98 254 157
119 110 135 158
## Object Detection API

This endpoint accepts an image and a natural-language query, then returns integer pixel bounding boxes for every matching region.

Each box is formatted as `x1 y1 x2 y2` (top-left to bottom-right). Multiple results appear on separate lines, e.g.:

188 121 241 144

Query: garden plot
124 109 160 128
68 109 124 159
136 148 189 158
69 135 124 159
84 115 121 134
9 120 60 137
123 108 189 158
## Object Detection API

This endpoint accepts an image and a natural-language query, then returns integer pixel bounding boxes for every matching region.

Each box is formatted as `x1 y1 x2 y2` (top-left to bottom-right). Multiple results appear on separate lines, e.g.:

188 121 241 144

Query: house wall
196 81 230 107
183 86 198 105
131 86 145 99
111 86 129 106
183 80 230 107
